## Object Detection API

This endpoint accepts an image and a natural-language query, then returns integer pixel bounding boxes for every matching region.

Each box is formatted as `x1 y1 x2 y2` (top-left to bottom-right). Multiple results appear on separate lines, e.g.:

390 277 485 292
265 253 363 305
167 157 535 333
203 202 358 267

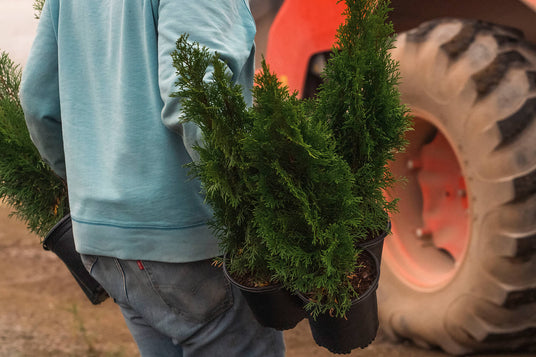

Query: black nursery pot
356 220 391 262
43 214 108 305
223 261 307 330
301 250 380 354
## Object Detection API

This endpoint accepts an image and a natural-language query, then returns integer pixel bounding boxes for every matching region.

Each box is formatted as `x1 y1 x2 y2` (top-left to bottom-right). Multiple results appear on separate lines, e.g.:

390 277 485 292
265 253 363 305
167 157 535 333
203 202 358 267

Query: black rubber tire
379 18 536 355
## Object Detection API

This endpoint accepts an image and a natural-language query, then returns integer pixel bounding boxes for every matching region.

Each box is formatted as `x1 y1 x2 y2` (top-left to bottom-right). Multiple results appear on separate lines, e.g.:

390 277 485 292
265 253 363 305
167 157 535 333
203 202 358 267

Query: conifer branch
33 0 45 19
0 51 68 238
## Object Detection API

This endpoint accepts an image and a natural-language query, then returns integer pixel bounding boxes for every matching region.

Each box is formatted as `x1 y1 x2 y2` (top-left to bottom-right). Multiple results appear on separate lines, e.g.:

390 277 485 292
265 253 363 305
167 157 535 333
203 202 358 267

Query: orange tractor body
266 0 536 95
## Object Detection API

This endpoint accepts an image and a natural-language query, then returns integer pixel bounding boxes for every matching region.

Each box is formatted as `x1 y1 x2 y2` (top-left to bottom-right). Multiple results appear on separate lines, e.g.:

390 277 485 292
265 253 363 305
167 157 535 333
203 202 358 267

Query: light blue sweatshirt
20 0 256 262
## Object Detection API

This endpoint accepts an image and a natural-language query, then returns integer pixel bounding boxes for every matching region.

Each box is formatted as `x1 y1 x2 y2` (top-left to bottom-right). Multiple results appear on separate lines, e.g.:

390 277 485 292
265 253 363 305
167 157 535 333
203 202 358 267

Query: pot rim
43 214 72 251
296 248 380 306
222 255 283 293
358 219 391 246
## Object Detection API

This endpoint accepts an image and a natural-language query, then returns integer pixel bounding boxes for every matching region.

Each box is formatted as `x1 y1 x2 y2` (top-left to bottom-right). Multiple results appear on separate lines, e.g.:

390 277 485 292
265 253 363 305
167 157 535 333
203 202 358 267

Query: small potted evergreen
246 61 367 323
300 0 411 352
171 37 308 330
315 0 411 262
0 51 107 305
250 64 383 353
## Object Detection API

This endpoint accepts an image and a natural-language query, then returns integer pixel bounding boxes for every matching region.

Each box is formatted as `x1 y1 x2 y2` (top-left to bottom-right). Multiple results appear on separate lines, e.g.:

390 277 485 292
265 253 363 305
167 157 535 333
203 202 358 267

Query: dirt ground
1 203 534 357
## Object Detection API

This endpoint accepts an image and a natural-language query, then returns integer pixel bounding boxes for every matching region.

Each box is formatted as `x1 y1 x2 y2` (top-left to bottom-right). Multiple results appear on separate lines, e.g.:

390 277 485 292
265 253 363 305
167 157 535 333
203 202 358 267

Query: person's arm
20 0 66 179
156 0 256 161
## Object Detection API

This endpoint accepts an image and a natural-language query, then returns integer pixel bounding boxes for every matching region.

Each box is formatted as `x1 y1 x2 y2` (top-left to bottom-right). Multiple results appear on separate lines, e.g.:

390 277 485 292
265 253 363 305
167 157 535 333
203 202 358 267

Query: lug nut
415 227 433 239
407 159 422 170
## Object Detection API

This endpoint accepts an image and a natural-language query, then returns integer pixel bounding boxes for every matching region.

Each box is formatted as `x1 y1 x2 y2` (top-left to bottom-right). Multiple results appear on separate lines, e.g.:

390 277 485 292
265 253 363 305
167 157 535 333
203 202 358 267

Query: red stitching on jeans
136 260 145 270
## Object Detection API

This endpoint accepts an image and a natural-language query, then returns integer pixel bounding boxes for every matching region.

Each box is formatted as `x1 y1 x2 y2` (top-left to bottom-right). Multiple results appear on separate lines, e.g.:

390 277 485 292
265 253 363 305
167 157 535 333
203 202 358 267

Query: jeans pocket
142 259 233 324
80 254 99 274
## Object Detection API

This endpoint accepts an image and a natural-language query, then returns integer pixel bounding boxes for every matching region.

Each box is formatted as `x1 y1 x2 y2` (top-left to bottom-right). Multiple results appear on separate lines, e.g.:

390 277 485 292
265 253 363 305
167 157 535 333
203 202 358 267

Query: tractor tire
380 18 536 355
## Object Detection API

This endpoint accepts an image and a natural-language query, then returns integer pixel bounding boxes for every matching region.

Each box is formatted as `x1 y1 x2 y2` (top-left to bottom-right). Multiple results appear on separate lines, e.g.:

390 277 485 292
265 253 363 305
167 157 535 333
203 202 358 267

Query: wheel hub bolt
407 159 422 170
415 227 433 239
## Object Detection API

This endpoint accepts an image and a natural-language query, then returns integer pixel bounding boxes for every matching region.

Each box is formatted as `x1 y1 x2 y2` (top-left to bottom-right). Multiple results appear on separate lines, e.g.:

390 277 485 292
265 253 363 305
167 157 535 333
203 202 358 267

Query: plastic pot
356 220 391 262
43 214 108 305
300 250 380 354
223 260 306 330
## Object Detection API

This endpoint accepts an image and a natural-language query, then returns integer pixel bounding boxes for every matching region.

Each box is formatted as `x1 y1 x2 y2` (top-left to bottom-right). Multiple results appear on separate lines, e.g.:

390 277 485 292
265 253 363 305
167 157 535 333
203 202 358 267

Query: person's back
21 0 255 262
20 1 284 355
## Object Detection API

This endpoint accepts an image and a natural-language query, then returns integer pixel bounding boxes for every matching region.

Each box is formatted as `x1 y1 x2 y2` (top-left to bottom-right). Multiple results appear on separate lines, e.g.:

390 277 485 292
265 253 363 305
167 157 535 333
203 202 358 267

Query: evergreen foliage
172 0 410 318
172 36 365 317
248 63 363 317
0 51 69 238
171 36 268 282
33 0 45 19
315 0 412 235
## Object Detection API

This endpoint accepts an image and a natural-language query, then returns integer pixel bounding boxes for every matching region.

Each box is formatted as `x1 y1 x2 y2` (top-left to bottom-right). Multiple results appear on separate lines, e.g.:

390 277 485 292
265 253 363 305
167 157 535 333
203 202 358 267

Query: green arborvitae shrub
249 63 364 317
172 36 365 317
0 51 69 238
171 36 271 283
315 0 412 235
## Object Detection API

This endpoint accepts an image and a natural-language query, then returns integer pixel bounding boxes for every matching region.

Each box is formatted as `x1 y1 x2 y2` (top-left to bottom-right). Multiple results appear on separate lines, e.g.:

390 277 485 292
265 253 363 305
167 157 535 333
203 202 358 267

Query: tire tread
385 18 536 355
496 97 536 148
472 51 530 99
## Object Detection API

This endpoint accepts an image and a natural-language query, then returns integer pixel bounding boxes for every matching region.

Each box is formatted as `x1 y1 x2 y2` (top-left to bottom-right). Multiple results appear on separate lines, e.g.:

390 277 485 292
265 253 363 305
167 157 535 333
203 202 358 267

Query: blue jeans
81 255 285 356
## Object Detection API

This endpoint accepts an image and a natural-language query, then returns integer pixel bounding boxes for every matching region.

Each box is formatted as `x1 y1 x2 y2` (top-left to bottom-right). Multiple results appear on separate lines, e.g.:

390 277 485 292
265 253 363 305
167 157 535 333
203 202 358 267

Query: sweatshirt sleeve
156 0 256 161
19 0 66 180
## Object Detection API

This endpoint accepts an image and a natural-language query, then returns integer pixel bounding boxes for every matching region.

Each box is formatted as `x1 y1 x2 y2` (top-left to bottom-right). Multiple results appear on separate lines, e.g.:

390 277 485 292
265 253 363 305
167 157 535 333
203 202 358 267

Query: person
19 0 285 356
